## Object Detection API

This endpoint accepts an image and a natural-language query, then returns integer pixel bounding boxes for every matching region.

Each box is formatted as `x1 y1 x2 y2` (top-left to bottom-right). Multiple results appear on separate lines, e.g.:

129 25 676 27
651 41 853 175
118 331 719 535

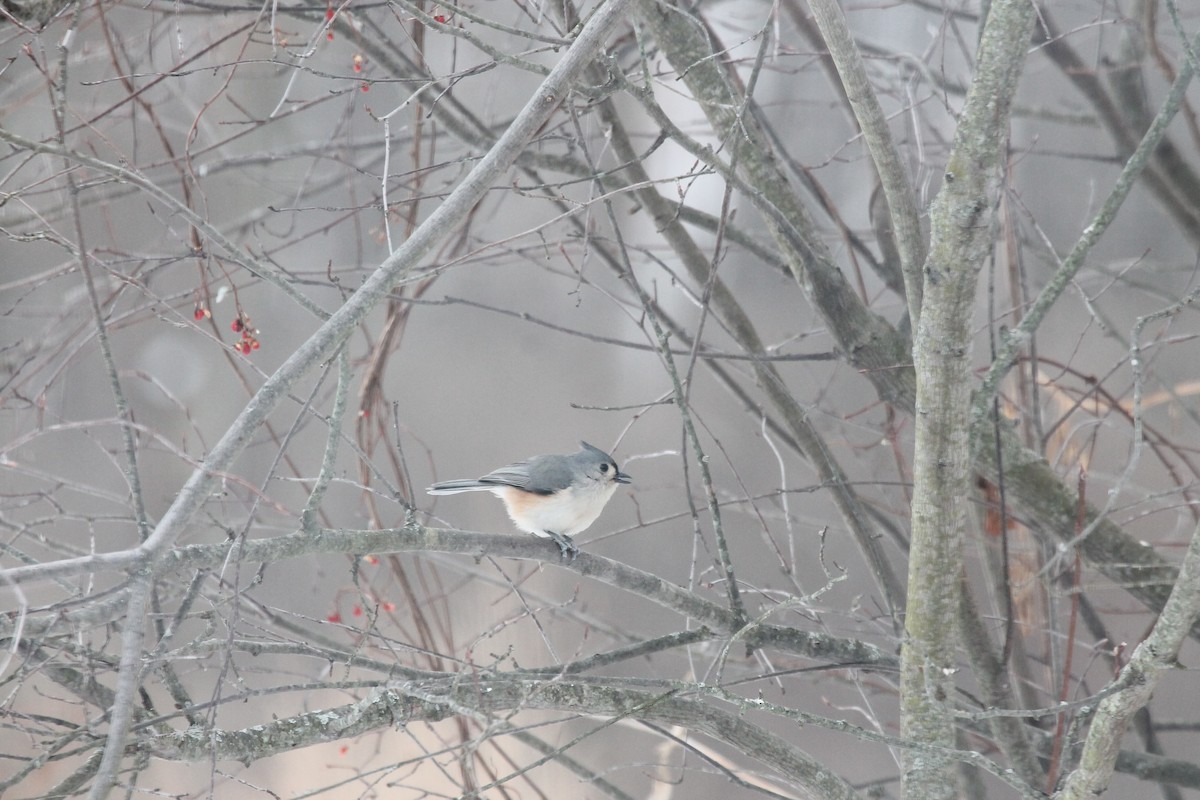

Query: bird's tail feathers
427 480 494 495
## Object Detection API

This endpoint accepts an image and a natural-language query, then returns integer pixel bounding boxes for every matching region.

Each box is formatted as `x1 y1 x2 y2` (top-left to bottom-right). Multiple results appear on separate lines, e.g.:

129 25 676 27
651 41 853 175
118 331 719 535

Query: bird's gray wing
474 459 534 490
429 458 536 493
481 455 572 495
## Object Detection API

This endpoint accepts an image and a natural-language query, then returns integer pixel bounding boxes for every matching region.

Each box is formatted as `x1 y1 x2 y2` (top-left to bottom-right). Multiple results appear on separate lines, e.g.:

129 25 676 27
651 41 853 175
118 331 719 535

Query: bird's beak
615 470 632 485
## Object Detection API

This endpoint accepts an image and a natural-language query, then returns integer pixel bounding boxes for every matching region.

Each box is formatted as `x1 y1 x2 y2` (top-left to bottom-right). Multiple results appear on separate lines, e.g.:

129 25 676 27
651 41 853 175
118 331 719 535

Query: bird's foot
545 531 578 561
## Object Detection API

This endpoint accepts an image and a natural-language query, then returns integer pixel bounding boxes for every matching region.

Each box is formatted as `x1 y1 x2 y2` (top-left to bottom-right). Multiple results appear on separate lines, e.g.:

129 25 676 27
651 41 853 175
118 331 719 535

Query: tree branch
903 2 1037 798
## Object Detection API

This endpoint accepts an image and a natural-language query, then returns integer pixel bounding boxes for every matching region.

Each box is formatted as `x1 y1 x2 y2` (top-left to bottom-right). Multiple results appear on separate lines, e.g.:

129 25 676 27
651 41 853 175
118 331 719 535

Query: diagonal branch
1056 516 1200 798
806 0 927 324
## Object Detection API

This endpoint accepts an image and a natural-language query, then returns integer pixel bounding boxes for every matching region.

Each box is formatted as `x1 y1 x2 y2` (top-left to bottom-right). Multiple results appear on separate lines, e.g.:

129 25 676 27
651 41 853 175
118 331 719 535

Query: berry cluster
230 315 261 355
194 304 263 356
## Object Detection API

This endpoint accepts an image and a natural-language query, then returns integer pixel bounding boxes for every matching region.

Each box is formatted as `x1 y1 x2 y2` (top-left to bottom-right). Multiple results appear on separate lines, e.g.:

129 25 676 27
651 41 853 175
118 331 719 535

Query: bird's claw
546 531 579 561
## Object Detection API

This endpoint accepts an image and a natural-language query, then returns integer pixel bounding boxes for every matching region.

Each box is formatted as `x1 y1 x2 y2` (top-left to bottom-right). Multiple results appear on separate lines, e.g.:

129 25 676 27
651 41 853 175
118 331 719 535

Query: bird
426 441 632 559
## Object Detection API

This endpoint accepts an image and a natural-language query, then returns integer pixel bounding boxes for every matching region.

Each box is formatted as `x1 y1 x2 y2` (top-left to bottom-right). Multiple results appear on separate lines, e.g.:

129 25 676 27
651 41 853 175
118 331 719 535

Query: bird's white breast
494 480 619 537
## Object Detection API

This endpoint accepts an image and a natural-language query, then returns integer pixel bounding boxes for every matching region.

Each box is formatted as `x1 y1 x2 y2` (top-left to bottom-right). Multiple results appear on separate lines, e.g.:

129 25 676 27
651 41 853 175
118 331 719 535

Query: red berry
352 605 363 617
194 307 205 320
251 338 260 350
231 318 244 332
434 14 445 22
327 612 342 623
360 82 369 92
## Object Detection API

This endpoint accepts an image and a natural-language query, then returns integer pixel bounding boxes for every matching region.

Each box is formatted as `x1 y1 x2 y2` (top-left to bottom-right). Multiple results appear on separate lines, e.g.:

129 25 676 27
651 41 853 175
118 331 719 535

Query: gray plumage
428 441 627 496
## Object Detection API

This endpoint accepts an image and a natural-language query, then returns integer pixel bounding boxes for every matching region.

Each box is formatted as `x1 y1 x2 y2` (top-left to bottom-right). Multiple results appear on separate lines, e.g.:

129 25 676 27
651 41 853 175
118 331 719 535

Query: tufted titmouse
427 441 632 559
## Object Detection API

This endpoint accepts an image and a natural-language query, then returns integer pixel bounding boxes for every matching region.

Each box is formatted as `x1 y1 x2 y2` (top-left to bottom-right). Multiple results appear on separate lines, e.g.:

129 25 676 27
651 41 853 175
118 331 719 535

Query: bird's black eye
600 463 610 473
